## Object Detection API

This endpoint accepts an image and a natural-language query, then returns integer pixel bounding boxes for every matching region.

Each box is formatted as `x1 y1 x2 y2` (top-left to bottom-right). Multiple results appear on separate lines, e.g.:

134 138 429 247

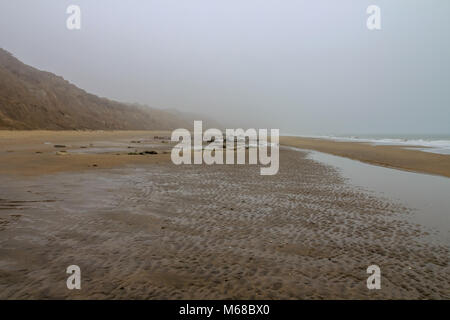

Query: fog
1 0 449 134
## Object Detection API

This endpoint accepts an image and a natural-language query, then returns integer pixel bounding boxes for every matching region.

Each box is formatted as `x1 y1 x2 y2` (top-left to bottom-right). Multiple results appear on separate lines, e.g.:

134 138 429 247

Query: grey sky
1 0 449 134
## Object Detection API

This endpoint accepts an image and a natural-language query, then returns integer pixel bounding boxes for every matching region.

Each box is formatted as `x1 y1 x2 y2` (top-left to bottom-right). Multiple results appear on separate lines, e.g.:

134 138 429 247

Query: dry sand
0 131 449 299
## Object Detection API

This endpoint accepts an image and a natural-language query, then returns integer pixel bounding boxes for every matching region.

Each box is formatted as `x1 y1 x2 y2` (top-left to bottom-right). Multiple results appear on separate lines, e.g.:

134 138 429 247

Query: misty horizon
1 0 449 134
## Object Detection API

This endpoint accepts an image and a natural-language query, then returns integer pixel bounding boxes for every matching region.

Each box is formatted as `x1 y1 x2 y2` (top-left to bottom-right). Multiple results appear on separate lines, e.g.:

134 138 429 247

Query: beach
281 136 450 178
0 131 449 299
0 130 174 176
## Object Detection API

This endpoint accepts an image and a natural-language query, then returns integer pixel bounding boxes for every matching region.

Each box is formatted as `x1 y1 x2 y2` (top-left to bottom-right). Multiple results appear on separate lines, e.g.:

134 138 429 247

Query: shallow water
68 147 130 154
286 147 450 245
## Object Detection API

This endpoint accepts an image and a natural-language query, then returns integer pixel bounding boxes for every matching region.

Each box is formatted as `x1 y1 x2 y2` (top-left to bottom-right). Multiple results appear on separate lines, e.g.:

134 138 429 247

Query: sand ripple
0 149 448 299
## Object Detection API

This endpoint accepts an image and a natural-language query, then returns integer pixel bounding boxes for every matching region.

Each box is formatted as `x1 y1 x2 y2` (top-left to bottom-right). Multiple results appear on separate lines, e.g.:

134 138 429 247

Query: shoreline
281 136 450 178
1 131 449 178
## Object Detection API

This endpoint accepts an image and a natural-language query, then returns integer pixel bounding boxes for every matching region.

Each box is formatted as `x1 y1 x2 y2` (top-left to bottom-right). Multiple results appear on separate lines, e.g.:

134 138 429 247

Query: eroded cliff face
0 48 195 130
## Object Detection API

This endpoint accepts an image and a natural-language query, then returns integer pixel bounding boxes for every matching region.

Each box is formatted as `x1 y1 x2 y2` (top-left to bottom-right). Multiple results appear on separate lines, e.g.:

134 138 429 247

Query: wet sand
281 136 450 178
0 131 449 299
0 130 173 175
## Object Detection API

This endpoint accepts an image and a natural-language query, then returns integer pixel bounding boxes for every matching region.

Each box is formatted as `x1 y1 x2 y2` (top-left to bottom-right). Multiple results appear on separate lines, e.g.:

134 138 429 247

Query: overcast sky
1 0 449 134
